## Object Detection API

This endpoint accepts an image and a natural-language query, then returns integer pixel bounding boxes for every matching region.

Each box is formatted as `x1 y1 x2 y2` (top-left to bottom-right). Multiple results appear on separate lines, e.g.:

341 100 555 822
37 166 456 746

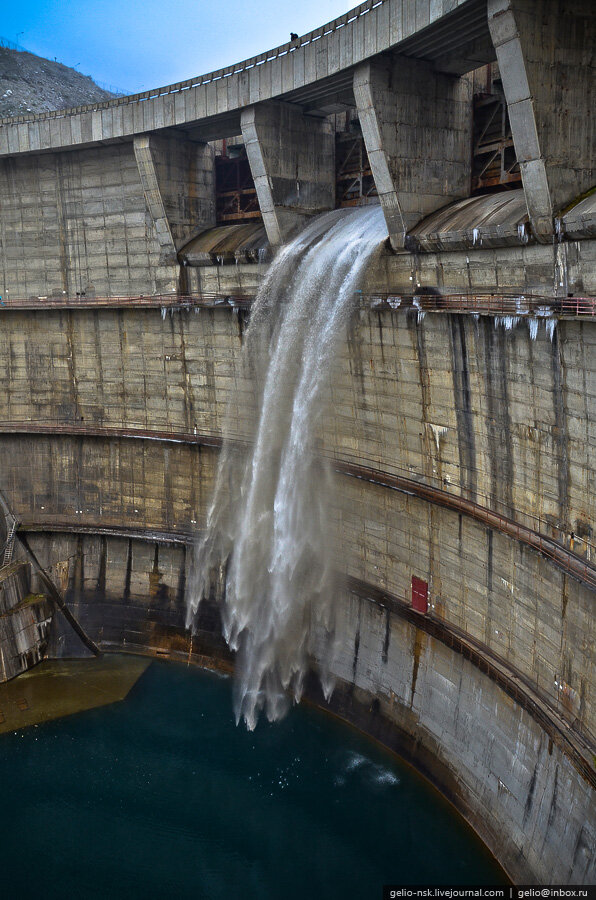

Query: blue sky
1 0 353 93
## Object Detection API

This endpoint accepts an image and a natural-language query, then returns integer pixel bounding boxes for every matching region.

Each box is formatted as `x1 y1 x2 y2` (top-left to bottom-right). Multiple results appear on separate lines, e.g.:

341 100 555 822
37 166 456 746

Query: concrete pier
241 102 335 245
354 58 472 249
488 0 595 237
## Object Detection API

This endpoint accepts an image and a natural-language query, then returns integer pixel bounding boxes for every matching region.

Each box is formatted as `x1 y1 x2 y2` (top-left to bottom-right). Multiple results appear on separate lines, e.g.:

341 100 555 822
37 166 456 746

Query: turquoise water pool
0 660 506 898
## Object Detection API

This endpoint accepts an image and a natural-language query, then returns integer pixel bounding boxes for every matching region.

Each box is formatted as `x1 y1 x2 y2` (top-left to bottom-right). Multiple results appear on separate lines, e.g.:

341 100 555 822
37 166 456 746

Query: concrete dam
0 0 594 885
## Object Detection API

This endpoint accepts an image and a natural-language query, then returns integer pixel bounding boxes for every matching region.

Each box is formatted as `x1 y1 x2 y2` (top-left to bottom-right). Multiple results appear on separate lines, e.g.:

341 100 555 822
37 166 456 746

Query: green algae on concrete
0 654 150 734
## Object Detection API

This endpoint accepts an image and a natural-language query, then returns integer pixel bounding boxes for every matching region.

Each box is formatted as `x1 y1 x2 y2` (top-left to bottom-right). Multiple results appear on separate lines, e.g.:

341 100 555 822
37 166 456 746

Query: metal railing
0 36 27 52
334 454 596 566
0 291 254 311
364 291 596 318
0 0 388 126
2 289 596 318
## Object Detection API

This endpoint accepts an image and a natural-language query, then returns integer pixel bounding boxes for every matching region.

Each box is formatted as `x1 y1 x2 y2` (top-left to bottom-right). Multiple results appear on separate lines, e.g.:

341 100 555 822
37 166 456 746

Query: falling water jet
187 206 389 730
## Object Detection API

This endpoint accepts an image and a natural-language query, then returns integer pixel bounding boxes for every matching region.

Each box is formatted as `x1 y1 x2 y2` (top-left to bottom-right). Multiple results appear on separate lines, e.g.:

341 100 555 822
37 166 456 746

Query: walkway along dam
0 0 594 884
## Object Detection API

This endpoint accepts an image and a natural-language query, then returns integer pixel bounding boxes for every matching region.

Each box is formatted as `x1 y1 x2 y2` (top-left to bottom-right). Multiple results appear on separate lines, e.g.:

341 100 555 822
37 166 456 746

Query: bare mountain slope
0 47 116 118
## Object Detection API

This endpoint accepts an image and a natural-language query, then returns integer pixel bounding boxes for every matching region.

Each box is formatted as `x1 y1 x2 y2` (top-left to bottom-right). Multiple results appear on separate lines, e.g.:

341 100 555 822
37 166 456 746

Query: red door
411 576 428 613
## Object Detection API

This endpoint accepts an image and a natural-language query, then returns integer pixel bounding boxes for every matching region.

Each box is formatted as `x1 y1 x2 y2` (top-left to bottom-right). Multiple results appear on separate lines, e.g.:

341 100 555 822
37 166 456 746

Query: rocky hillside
0 47 117 118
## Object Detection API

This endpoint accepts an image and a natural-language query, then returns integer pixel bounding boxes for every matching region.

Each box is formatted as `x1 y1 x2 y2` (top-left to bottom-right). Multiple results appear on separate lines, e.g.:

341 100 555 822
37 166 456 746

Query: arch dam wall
0 0 594 886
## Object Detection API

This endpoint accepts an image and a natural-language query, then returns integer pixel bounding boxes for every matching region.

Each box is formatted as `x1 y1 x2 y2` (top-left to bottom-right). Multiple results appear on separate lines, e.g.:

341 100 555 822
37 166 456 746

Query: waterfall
187 206 388 730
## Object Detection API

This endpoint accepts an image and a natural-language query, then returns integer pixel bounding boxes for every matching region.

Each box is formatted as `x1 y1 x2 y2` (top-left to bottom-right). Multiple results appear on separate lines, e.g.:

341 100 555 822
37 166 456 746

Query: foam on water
187 206 388 729
345 752 368 772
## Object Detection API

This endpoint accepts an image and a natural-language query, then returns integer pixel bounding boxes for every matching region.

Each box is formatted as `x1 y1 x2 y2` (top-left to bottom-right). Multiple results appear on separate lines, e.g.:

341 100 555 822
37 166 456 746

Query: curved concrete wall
20 525 596 885
316 594 594 884
0 0 593 880
1 290 594 882
2 428 594 740
1 305 594 552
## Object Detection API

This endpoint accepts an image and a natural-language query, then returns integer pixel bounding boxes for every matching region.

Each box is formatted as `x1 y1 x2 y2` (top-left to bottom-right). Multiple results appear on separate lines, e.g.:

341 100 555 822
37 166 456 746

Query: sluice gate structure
0 0 594 884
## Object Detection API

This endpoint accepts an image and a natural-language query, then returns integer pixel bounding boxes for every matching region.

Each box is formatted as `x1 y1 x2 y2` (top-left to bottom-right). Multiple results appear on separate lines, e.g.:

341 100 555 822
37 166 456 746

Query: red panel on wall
411 576 428 613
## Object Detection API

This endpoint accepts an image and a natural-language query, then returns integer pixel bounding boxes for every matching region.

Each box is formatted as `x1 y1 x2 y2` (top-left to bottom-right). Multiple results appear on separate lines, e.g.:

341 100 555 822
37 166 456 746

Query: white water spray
187 206 388 730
